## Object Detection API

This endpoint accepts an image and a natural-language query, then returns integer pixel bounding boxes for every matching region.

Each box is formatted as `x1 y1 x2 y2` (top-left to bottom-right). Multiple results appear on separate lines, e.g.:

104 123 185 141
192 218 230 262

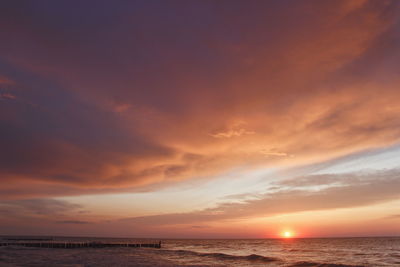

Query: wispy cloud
0 93 16 100
0 75 14 85
121 169 400 226
56 220 91 224
210 122 255 139
384 214 400 220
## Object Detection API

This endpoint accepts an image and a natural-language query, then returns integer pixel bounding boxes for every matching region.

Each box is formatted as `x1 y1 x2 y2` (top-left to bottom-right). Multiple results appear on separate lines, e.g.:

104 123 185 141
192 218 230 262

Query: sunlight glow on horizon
281 230 295 238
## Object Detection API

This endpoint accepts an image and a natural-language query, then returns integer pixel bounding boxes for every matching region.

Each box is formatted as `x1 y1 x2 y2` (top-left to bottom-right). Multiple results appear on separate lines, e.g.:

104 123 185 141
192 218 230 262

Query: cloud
274 174 351 188
260 150 290 157
121 169 400 226
210 121 255 138
56 220 91 224
191 225 209 229
0 75 14 85
0 199 82 217
210 128 255 139
0 93 16 100
384 214 400 219
0 0 399 200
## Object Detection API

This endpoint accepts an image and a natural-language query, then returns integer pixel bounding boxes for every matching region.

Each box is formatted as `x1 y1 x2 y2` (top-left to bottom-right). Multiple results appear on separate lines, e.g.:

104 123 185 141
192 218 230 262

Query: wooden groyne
0 241 161 249
4 238 53 241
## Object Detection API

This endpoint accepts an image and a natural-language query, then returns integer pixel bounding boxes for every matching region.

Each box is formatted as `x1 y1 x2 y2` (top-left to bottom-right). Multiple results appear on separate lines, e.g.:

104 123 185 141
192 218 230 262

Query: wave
289 261 365 267
167 249 278 262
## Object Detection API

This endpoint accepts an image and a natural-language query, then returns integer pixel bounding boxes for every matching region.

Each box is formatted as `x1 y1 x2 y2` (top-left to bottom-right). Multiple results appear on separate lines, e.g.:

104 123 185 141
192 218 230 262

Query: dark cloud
0 63 177 195
0 199 82 217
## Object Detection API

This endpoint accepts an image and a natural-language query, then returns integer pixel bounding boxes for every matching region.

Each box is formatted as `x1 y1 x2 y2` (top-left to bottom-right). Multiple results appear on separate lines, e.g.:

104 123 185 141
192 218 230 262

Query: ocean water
0 237 399 266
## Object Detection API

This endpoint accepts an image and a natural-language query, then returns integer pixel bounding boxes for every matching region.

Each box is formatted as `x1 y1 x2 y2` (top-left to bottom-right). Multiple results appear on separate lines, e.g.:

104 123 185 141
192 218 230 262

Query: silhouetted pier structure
4 238 54 241
0 241 161 249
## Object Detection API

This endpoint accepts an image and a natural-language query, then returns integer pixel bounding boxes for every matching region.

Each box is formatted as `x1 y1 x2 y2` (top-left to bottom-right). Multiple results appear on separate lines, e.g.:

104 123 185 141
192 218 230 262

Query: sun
281 231 293 238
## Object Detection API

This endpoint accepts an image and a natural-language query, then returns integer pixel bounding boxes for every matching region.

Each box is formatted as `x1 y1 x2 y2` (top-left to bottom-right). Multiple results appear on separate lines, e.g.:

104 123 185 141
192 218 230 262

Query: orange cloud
0 0 399 200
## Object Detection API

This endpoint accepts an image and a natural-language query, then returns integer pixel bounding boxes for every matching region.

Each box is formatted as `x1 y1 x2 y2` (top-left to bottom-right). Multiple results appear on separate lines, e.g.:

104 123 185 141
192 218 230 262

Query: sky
1 0 400 238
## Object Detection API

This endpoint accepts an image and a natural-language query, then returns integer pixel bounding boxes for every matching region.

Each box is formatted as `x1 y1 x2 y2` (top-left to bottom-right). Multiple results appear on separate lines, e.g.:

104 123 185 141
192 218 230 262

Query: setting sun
282 231 294 238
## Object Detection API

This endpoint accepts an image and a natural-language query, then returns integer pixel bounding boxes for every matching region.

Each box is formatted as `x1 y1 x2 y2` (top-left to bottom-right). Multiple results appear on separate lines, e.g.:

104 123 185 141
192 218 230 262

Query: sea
0 236 399 266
